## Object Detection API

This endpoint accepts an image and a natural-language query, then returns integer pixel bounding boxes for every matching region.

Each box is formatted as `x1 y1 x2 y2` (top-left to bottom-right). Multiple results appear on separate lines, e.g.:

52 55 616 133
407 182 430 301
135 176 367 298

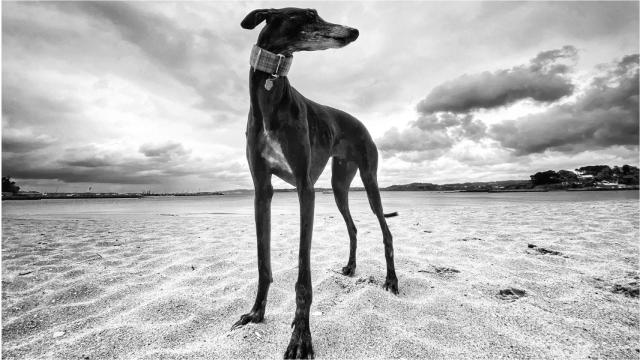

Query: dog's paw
231 311 263 330
284 324 314 359
341 264 356 277
383 277 399 295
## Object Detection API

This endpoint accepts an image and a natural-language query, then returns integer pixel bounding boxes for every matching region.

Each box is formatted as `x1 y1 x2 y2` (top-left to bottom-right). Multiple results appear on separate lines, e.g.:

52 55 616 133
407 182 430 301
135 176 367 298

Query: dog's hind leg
359 156 399 295
331 157 359 276
232 173 274 329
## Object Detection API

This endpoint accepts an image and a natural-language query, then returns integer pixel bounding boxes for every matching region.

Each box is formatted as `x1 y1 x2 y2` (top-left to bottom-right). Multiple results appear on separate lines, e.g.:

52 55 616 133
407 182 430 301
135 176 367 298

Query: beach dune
2 192 639 359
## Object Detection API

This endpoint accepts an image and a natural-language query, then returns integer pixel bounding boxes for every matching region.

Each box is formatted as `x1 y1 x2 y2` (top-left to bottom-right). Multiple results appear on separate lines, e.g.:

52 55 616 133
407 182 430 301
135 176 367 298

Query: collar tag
265 77 274 91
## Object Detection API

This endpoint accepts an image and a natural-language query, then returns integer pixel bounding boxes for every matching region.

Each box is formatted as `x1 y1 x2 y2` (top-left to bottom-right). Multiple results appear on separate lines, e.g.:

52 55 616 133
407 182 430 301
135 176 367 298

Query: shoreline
3 188 638 200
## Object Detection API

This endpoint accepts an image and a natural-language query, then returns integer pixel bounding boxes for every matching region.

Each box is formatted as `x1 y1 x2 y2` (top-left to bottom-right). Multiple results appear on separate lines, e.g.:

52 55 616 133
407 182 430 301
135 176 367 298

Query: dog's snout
349 28 359 41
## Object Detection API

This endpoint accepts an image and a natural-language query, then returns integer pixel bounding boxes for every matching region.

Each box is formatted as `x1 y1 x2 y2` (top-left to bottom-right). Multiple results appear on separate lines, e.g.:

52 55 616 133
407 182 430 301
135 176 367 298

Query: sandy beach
2 191 639 359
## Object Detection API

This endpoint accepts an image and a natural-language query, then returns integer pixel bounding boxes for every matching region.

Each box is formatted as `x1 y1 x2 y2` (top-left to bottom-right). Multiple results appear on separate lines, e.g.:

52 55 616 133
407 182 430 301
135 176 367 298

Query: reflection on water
2 191 637 220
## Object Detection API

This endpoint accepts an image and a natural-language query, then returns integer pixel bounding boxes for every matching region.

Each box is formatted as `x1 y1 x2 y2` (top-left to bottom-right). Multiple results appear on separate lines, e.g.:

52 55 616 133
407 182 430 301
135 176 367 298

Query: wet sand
2 192 639 359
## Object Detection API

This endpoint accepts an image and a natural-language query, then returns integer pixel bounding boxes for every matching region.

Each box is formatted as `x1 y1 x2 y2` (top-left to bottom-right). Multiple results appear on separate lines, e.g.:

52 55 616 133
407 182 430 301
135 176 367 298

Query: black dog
232 8 398 359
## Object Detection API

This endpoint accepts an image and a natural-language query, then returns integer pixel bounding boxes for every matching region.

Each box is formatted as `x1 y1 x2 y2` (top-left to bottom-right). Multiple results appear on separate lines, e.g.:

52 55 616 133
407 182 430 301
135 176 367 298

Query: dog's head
241 8 359 55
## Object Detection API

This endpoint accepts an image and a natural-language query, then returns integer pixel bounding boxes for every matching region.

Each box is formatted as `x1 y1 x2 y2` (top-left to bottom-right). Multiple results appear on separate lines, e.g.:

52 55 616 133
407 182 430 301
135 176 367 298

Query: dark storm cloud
489 54 639 155
63 158 114 168
417 46 577 114
3 143 205 185
4 165 162 184
3 153 161 184
2 130 56 154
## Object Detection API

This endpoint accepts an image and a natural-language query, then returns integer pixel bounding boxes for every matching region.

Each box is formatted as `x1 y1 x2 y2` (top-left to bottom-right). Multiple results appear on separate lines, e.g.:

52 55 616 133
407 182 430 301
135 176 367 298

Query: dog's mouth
300 26 359 50
327 26 358 41
323 32 358 45
324 25 359 44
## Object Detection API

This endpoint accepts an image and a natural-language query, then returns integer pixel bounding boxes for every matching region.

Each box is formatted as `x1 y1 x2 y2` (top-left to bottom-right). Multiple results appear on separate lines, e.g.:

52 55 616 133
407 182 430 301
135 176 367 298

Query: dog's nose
349 28 359 41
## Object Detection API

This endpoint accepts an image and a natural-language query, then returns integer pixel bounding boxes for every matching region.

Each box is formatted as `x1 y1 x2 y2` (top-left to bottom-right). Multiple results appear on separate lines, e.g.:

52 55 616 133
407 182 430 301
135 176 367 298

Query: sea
3 191 638 220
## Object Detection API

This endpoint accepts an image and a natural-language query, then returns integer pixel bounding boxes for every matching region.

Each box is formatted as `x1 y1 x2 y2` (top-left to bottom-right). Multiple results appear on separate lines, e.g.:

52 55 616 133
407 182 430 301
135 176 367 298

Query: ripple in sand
390 337 441 359
54 325 146 359
48 282 103 305
133 296 200 323
3 309 52 342
3 295 41 318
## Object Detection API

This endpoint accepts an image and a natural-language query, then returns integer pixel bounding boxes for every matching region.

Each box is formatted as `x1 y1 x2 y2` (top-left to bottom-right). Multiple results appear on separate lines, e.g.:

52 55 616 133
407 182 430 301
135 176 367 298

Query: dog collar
250 45 292 77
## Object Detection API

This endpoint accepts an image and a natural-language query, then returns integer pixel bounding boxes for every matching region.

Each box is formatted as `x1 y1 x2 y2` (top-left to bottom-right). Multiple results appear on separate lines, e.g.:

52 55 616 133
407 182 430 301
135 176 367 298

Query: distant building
573 170 594 181
597 180 616 186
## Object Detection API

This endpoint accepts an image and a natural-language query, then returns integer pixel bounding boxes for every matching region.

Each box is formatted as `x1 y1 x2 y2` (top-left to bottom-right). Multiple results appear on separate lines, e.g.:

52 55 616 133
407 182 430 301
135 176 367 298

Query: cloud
378 127 453 154
489 54 639 155
63 2 247 116
4 2 247 120
2 83 79 128
416 46 577 114
139 142 191 160
3 142 237 186
378 112 487 156
476 2 639 47
377 50 638 168
415 113 487 140
72 3 190 70
2 128 56 153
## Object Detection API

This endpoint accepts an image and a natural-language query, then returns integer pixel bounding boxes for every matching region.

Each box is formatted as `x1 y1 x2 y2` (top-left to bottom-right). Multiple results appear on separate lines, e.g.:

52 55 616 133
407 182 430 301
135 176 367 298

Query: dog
232 8 398 359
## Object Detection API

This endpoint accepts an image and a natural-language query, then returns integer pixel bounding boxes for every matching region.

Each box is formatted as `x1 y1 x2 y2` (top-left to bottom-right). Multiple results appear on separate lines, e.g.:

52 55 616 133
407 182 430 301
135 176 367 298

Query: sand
2 192 639 359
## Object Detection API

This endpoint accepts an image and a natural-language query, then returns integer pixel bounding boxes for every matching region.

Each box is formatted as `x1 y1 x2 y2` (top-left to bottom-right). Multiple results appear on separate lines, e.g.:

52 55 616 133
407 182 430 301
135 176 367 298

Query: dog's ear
241 9 274 29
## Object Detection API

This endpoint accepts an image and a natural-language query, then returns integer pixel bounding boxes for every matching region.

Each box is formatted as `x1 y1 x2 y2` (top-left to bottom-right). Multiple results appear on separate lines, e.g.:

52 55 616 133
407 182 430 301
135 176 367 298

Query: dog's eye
305 10 316 19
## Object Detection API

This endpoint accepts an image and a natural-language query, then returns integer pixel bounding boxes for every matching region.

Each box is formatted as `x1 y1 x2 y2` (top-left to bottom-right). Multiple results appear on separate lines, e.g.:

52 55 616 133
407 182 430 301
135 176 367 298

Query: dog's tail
383 211 398 218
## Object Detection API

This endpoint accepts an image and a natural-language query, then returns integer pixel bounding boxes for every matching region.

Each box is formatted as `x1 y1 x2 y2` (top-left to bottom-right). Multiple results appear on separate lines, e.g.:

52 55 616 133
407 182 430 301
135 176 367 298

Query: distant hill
382 180 531 192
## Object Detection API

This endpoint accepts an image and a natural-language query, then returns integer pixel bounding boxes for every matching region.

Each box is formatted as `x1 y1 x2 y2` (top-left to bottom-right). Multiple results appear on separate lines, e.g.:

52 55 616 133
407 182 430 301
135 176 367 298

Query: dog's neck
248 46 295 130
250 45 293 78
249 45 294 113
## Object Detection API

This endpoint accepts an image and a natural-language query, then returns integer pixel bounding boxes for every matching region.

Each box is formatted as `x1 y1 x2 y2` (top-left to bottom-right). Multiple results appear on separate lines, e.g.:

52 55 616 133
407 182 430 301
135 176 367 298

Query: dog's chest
259 131 293 175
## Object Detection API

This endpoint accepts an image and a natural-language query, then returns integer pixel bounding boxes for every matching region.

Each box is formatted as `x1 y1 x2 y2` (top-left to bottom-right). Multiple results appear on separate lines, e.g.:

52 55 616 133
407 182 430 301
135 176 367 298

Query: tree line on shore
381 164 639 192
531 165 639 187
2 177 20 194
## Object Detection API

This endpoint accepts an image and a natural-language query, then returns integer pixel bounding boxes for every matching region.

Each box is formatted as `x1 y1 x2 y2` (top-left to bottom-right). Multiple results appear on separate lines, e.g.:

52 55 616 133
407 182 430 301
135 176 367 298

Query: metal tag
264 78 273 91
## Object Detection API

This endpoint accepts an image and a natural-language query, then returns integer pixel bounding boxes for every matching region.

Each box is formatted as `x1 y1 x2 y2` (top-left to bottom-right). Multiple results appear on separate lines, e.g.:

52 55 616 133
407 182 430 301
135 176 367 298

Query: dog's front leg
232 173 273 329
284 175 315 359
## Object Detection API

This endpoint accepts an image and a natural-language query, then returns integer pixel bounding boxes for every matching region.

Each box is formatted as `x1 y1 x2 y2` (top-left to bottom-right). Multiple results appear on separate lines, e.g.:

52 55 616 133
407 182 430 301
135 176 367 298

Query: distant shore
2 191 225 201
3 186 638 200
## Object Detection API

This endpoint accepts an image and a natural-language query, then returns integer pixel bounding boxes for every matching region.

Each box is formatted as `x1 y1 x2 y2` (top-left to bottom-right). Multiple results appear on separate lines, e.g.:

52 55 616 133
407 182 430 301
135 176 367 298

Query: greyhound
232 8 398 358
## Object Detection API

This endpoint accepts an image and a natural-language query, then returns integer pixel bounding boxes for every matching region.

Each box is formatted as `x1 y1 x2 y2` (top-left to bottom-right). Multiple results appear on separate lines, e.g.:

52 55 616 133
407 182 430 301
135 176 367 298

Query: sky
2 1 639 193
